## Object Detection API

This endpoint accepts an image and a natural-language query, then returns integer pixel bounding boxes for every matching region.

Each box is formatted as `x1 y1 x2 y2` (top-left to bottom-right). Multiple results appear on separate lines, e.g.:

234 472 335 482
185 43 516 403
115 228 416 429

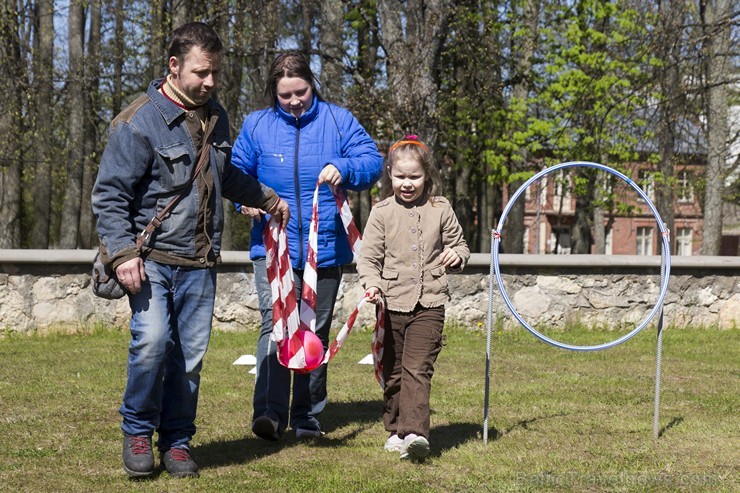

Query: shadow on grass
657 416 683 438
430 422 488 457
321 398 383 432
502 412 569 435
288 398 385 450
196 399 382 468
129 467 180 482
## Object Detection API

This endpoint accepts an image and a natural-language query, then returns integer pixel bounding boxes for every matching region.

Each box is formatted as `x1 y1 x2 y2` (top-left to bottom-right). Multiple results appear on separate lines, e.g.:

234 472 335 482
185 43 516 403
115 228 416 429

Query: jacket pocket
259 152 285 167
428 266 448 295
381 269 398 296
156 142 191 191
212 139 232 173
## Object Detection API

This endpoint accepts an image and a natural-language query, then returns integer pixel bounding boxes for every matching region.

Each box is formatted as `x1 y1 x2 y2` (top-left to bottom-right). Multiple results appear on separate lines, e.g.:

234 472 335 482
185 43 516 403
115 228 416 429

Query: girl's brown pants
381 305 445 439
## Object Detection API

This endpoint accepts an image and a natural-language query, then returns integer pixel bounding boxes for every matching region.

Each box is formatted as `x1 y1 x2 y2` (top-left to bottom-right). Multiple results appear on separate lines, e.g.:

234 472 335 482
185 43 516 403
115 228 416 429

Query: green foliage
534 1 652 165
7 0 733 252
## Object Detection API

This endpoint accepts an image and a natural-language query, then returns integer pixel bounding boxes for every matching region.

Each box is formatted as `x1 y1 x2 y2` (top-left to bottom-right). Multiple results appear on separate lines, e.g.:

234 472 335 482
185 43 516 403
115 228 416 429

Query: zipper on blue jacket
294 118 304 267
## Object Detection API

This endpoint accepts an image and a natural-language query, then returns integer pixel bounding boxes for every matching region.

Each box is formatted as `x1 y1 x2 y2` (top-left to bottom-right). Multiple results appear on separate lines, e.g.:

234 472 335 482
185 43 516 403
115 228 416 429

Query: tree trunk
700 0 731 255
300 0 313 55
349 0 381 230
80 0 101 249
503 0 540 254
149 0 166 81
655 0 682 254
593 156 609 254
0 2 23 248
31 0 54 248
593 207 605 253
112 0 125 116
319 0 344 101
214 0 241 250
377 0 453 143
478 177 499 254
60 0 86 248
501 185 525 254
571 169 594 254
454 154 474 249
224 0 281 250
172 0 189 31
245 0 279 112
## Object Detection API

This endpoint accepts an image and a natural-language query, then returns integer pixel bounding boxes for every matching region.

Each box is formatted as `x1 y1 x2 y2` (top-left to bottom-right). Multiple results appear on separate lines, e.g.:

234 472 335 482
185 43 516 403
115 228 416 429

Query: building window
636 226 653 255
549 226 571 254
676 227 692 256
526 178 544 203
605 228 613 255
553 171 572 212
678 171 694 203
638 170 654 201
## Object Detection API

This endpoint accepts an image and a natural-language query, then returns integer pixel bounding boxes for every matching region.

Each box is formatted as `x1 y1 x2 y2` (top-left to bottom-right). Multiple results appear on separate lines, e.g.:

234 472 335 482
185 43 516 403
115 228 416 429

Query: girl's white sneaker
399 433 430 460
384 434 404 452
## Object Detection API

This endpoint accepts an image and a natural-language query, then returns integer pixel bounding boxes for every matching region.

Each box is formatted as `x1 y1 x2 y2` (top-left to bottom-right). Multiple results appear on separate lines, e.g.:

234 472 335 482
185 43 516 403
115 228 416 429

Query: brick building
519 162 707 256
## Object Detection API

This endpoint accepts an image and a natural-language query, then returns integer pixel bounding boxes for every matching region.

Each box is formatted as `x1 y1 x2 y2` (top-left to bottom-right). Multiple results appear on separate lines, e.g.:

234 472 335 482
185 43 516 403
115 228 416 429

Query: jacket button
411 245 417 251
411 279 417 285
410 227 416 233
408 211 413 216
199 258 205 264
412 263 417 268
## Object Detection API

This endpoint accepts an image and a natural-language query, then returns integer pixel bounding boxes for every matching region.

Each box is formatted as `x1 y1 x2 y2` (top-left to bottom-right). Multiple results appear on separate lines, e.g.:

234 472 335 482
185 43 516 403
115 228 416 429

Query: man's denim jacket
92 79 278 267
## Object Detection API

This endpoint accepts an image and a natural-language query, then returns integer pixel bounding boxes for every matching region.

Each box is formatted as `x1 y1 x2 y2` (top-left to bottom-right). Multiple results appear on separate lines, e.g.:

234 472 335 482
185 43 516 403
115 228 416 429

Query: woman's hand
318 164 342 186
440 247 462 268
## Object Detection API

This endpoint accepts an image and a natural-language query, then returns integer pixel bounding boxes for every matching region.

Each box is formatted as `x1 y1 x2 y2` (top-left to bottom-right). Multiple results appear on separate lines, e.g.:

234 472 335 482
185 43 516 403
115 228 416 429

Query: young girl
357 135 470 460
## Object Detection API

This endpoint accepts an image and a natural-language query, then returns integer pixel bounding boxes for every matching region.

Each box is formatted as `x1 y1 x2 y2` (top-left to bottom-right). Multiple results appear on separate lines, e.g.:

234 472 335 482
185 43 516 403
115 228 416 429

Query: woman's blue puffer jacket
232 98 383 269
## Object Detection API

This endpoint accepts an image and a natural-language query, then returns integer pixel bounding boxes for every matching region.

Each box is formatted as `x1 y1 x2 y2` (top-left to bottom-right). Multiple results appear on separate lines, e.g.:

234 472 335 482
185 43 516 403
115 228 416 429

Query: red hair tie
389 134 428 154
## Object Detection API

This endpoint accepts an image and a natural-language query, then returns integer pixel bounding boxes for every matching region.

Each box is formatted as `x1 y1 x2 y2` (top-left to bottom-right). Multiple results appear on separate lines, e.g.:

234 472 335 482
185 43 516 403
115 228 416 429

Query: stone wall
0 251 737 333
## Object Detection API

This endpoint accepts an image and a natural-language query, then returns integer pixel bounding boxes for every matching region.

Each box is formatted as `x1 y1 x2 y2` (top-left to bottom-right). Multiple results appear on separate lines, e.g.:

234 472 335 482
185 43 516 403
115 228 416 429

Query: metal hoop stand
483 162 671 443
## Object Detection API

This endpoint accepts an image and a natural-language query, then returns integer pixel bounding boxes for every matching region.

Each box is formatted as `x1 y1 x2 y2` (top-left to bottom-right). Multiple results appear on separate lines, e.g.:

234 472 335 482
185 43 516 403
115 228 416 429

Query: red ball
279 329 325 372
299 329 325 371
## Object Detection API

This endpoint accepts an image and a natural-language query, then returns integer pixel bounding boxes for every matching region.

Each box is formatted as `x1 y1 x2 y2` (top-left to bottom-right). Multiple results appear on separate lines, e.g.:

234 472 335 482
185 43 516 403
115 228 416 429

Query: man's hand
115 257 147 294
318 164 342 186
267 198 290 228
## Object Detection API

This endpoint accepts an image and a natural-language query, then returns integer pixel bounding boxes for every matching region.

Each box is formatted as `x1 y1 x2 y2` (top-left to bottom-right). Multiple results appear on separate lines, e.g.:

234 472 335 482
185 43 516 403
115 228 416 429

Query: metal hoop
493 161 671 351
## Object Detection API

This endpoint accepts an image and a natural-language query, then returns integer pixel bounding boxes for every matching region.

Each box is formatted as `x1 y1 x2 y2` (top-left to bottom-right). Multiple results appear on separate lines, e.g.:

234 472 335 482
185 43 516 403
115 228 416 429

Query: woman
232 52 383 440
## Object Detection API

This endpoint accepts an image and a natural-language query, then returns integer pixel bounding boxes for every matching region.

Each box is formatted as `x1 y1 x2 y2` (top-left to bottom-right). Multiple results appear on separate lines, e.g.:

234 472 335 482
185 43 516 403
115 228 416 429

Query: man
92 22 288 479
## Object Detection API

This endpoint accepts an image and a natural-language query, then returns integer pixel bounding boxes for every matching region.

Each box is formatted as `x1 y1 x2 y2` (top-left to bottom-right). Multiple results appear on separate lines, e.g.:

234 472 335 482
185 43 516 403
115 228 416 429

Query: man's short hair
168 22 223 60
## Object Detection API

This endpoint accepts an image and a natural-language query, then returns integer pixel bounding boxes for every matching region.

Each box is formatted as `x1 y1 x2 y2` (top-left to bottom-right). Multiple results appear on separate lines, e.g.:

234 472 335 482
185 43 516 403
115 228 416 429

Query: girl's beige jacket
357 195 470 313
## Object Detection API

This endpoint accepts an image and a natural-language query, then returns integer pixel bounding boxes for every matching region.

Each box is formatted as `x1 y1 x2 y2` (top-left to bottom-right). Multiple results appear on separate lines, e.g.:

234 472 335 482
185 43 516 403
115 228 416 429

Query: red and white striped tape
264 184 385 387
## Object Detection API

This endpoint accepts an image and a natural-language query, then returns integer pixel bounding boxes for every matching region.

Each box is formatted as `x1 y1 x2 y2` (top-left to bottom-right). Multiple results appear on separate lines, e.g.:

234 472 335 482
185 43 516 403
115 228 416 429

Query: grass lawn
0 322 737 492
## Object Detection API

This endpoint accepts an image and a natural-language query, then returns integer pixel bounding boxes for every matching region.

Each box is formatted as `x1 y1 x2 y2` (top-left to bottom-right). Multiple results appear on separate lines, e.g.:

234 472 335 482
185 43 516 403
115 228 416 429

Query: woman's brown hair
264 52 322 108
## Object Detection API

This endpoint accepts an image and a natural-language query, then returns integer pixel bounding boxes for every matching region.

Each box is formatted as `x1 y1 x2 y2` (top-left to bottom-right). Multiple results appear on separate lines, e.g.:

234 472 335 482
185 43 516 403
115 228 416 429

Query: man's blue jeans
252 258 341 433
119 260 216 451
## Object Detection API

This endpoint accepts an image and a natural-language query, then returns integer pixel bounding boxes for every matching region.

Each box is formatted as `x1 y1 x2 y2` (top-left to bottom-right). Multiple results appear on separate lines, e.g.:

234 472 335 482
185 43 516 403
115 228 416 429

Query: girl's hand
240 205 265 223
440 248 462 268
365 287 382 304
318 164 343 186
